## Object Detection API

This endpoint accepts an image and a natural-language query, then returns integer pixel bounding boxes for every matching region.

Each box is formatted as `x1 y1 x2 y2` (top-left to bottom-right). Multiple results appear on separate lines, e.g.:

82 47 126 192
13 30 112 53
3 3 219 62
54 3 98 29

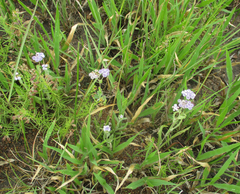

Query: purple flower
181 89 196 100
119 114 124 119
99 68 110 78
103 125 111 132
14 72 21 80
172 104 179 111
42 64 48 71
32 52 45 62
178 99 194 110
173 89 196 112
187 102 194 110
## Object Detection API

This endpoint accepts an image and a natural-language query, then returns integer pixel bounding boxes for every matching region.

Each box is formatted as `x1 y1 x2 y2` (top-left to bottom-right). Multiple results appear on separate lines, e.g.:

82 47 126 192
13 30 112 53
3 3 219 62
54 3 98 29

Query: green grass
1 0 240 193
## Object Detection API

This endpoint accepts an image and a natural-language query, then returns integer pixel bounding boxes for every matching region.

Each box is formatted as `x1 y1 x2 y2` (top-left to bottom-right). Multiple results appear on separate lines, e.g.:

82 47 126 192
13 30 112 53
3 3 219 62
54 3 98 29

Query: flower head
42 64 48 71
119 114 124 119
89 70 100 79
178 99 194 110
32 52 45 62
103 125 111 132
14 72 21 80
173 89 196 112
182 89 196 100
172 104 179 111
99 68 110 78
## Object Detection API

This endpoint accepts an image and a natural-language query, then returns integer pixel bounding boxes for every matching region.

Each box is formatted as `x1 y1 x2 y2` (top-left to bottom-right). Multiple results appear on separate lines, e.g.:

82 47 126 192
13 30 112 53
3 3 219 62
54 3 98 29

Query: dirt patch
0 128 43 193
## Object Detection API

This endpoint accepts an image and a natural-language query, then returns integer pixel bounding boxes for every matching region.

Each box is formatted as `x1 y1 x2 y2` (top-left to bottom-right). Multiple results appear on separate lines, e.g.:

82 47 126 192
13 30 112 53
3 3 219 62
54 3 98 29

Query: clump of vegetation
0 0 240 193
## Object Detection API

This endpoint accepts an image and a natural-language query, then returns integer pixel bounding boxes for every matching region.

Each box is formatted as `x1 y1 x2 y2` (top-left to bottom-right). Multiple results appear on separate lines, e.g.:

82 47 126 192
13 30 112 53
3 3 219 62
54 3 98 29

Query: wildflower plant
111 112 129 151
89 68 110 105
172 89 196 112
158 89 197 149
102 124 114 149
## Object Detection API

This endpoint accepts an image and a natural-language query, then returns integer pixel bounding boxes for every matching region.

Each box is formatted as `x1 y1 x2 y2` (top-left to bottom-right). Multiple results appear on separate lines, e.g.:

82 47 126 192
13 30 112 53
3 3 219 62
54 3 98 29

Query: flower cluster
172 89 196 111
14 72 21 81
181 89 196 100
89 68 110 79
42 64 48 71
177 99 194 110
15 52 48 82
98 68 110 78
31 52 49 72
32 52 45 63
89 70 100 79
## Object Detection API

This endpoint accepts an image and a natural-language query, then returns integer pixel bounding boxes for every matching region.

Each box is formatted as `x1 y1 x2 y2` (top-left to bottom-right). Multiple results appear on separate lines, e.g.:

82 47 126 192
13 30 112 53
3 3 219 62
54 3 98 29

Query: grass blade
197 143 240 161
93 173 114 194
42 119 56 161
225 50 233 84
210 148 240 184
213 183 240 193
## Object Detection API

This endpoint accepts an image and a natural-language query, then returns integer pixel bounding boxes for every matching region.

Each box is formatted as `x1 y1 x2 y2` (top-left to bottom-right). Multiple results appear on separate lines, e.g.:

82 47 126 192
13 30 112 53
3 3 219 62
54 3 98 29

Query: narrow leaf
131 94 154 123
213 184 240 193
197 143 240 161
210 148 239 184
93 173 114 194
226 50 233 84
43 120 56 160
